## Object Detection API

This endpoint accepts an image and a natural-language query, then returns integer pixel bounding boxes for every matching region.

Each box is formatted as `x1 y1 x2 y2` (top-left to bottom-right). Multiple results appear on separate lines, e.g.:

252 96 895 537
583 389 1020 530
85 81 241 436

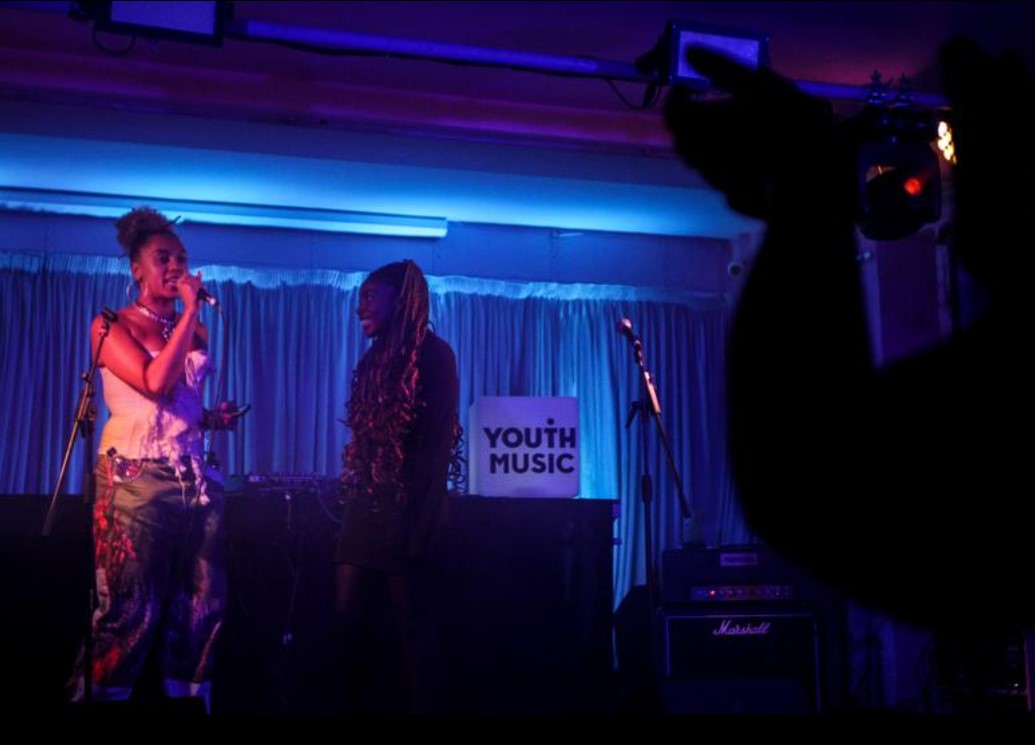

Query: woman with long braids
335 259 460 713
70 206 245 709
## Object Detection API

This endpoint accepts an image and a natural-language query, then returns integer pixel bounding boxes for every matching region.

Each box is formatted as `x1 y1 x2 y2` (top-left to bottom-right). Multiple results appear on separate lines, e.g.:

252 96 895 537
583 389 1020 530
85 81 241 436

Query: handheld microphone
101 307 119 323
197 288 219 308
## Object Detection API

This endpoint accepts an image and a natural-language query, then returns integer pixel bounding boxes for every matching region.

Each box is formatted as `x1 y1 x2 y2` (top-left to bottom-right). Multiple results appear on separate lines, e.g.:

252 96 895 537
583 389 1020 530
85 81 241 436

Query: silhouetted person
665 39 1034 630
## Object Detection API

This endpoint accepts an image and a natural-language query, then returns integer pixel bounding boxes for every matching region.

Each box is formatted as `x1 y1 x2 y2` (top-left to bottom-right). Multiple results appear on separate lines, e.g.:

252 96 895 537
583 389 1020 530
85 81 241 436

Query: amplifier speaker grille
660 607 821 713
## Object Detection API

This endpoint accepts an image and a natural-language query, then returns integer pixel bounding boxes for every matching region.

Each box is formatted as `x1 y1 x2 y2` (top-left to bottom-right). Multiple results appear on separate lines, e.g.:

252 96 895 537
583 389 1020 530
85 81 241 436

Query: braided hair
342 260 430 504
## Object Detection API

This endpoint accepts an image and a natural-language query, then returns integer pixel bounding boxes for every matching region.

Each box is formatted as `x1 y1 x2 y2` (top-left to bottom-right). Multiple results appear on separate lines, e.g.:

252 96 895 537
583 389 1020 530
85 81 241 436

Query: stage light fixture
72 1 232 46
937 120 957 165
636 20 769 88
848 97 942 241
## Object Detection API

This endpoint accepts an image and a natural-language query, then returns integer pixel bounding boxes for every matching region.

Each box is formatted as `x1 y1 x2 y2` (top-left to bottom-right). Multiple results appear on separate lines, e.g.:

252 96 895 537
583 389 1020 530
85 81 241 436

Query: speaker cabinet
659 607 821 713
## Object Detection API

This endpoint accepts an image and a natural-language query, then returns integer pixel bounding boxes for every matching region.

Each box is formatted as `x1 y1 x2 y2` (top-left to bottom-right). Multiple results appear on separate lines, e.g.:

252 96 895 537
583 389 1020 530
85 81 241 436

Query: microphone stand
42 308 116 705
620 323 693 710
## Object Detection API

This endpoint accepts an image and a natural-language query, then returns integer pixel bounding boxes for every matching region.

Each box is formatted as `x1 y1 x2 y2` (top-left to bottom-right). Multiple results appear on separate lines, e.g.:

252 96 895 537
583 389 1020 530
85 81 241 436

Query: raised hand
207 401 251 431
176 270 206 311
664 46 849 221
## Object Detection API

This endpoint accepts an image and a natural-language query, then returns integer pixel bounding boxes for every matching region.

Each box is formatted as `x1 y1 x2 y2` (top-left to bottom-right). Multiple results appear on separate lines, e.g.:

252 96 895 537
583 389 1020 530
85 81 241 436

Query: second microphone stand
620 322 693 705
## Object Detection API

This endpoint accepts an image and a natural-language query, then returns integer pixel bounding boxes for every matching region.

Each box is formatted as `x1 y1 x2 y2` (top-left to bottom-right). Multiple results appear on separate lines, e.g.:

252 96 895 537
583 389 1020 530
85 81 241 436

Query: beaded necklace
134 300 177 341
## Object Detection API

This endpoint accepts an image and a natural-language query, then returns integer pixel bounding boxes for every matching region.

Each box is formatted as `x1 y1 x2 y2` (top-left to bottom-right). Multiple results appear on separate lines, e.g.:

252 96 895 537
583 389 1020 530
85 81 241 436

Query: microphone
616 318 640 346
101 307 119 323
197 288 219 308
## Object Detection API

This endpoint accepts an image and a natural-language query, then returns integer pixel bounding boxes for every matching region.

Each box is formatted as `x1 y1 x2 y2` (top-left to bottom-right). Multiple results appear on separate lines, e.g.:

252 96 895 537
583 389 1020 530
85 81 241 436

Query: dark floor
6 494 1032 715
5 492 617 715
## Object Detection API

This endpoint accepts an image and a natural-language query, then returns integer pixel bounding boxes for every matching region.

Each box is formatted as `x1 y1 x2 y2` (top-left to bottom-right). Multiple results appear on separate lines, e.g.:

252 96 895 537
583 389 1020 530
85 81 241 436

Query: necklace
134 300 177 342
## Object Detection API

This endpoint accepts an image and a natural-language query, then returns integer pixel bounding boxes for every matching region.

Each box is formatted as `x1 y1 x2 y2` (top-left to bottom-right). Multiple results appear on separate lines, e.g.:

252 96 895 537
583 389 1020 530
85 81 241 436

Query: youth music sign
469 396 579 498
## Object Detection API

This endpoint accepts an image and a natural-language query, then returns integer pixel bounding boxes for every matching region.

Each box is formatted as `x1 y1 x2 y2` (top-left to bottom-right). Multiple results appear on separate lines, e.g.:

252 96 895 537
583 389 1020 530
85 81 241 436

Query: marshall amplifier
661 544 821 605
659 607 822 713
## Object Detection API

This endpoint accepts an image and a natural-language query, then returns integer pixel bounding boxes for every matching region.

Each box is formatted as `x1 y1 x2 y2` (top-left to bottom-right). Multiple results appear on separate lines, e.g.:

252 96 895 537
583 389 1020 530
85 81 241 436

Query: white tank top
98 349 212 462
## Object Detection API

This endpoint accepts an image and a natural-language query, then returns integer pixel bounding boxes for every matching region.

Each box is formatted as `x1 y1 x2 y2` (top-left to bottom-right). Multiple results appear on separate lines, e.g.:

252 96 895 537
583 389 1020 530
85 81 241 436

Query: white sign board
469 396 579 498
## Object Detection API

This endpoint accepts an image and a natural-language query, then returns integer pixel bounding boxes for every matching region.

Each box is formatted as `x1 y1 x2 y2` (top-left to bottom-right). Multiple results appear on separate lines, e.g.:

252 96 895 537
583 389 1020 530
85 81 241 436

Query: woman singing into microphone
70 206 244 709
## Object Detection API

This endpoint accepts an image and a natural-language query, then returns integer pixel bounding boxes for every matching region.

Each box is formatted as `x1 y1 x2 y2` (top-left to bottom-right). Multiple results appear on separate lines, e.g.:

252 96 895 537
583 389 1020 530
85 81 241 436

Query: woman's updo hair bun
115 206 178 260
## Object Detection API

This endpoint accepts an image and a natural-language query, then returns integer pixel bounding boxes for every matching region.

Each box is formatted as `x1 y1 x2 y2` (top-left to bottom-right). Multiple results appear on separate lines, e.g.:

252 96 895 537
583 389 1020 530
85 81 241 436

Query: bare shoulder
91 306 134 337
90 305 148 361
